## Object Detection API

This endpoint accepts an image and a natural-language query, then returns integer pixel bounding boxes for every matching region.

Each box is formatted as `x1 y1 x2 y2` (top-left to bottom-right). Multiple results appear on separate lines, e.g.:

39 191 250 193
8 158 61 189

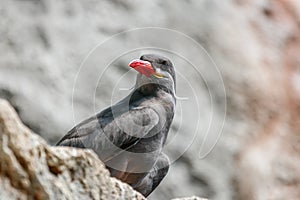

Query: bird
56 54 176 197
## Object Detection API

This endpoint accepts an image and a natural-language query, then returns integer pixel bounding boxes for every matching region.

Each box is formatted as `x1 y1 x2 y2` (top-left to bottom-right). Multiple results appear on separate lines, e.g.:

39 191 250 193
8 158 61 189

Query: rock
0 99 145 200
172 196 208 200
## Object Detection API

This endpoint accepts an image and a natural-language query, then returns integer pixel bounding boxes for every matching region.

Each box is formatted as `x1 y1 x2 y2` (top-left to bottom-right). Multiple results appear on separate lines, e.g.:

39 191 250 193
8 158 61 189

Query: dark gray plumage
56 54 176 197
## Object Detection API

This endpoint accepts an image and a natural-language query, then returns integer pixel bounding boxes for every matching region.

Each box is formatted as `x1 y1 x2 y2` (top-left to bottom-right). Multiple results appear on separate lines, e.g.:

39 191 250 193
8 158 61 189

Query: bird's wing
55 115 99 147
112 106 160 141
56 106 160 160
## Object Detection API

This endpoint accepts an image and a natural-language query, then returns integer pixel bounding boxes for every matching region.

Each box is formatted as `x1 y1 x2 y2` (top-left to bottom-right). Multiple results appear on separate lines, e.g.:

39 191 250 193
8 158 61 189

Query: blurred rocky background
0 0 300 200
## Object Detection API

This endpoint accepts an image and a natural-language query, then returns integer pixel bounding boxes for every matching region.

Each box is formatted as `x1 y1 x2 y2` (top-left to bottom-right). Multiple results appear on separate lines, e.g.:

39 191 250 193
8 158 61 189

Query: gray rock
172 196 208 200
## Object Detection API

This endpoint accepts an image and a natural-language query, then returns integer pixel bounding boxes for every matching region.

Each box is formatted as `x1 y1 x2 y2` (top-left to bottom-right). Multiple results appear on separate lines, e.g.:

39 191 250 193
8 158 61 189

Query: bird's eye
160 60 167 65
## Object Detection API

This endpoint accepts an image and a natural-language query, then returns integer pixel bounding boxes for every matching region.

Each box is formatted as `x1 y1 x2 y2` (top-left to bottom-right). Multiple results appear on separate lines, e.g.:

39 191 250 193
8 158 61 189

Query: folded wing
56 106 160 161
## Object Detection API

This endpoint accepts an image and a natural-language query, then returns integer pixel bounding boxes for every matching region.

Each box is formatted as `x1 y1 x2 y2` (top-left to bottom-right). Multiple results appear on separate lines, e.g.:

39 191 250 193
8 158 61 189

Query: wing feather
56 106 160 160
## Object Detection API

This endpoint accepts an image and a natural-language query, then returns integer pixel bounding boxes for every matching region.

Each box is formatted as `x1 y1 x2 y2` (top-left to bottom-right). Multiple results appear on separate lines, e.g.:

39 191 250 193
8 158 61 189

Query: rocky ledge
0 99 204 200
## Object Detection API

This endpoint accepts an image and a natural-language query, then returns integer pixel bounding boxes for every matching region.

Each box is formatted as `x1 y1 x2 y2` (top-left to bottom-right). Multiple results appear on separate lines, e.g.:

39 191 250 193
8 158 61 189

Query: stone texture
0 99 145 200
172 196 208 200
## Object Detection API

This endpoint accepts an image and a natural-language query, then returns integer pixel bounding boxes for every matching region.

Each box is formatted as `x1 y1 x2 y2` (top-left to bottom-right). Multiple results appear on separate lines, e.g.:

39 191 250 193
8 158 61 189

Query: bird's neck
136 83 176 99
130 86 176 111
155 89 176 121
155 89 176 106
138 84 158 96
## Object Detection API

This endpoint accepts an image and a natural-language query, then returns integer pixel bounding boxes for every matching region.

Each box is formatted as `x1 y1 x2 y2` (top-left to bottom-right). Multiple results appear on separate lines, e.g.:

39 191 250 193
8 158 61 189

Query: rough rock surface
172 196 207 200
1 0 300 200
0 99 145 200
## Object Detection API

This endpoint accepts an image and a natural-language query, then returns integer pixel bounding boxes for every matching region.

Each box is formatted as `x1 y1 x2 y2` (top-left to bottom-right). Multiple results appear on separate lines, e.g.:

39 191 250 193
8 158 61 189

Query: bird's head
129 54 176 96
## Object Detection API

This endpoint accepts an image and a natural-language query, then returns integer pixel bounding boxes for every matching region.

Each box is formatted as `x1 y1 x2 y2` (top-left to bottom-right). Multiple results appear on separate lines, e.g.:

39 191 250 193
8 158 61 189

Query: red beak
128 59 155 77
